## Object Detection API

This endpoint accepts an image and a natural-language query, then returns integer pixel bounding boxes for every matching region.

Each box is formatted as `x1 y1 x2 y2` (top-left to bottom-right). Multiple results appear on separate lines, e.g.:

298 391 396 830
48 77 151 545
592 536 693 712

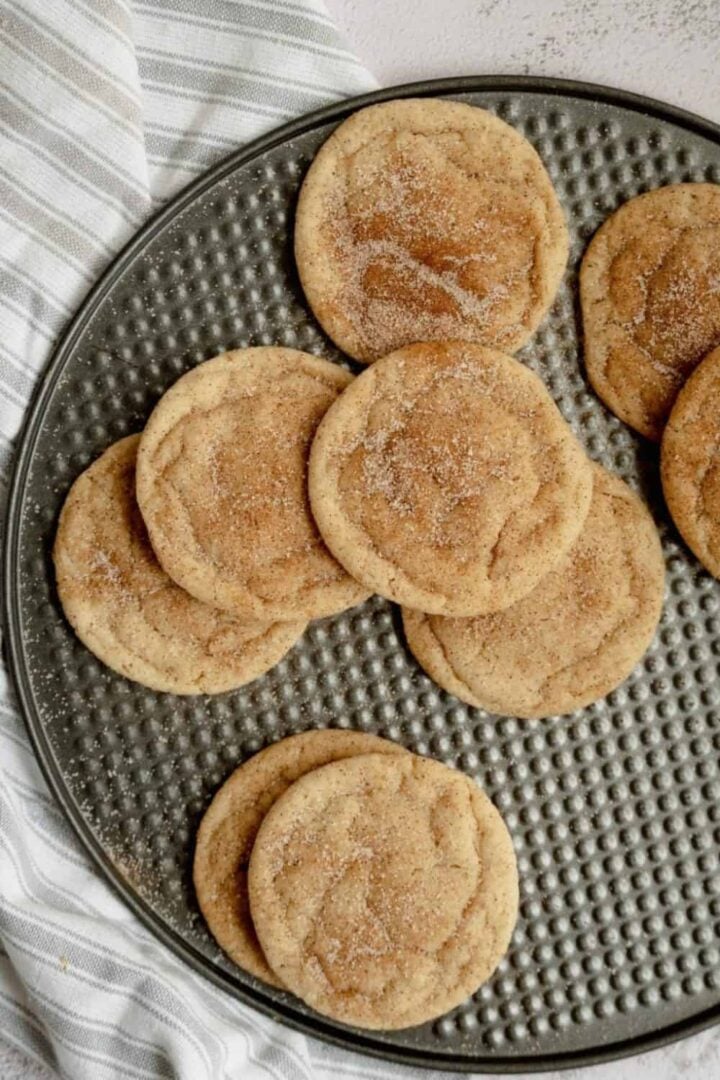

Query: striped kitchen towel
0 3 404 1078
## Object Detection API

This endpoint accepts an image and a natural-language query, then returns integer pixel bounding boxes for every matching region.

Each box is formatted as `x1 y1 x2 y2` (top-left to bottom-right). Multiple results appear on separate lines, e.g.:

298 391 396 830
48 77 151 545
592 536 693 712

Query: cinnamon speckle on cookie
295 98 568 363
403 464 665 719
309 341 593 615
581 183 720 440
53 435 306 694
135 347 370 622
193 729 406 985
248 752 518 1028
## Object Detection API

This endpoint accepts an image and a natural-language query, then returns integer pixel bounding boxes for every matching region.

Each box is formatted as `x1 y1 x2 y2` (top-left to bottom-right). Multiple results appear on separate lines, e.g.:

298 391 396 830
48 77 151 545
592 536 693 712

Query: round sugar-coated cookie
581 183 720 440
193 730 405 986
308 341 593 615
53 436 305 694
661 345 720 577
136 348 370 622
403 465 665 719
295 98 568 363
248 753 518 1029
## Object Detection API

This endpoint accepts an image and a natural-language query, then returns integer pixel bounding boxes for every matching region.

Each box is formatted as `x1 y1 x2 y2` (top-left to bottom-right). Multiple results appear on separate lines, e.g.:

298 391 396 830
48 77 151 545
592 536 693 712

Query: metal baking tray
5 77 720 1073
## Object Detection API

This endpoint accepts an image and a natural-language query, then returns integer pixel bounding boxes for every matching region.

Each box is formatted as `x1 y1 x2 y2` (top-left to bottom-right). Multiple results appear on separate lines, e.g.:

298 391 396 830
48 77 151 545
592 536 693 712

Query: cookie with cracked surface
581 183 720 440
194 729 406 986
661 345 720 578
308 341 593 616
53 436 305 695
295 97 568 363
403 464 665 719
136 348 370 622
248 752 518 1028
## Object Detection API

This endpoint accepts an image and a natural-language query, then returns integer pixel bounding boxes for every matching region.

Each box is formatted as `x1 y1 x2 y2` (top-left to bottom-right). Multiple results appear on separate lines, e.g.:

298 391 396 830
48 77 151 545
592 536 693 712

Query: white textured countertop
3 1 719 1078
325 0 720 126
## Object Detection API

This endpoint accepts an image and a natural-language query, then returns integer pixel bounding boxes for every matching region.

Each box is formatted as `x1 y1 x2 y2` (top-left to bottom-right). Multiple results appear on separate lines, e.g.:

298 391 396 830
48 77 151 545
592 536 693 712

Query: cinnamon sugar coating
248 752 518 1029
193 730 405 985
403 465 665 719
661 345 720 578
136 348 370 622
309 341 593 616
581 183 720 440
53 436 305 694
295 98 568 363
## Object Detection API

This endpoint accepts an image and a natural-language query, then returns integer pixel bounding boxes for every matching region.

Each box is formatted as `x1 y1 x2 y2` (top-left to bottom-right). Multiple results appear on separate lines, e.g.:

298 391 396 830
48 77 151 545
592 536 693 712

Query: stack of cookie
307 341 665 720
53 348 370 695
194 729 518 1029
297 99 666 722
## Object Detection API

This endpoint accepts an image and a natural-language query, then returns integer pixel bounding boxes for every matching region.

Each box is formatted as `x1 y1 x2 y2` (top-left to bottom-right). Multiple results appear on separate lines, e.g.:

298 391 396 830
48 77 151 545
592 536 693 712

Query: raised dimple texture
8 89 720 1066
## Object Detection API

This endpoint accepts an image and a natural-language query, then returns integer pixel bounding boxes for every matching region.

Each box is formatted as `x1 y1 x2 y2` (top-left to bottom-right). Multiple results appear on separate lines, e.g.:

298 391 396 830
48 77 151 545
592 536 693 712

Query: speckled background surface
3 1 720 1078
325 0 720 128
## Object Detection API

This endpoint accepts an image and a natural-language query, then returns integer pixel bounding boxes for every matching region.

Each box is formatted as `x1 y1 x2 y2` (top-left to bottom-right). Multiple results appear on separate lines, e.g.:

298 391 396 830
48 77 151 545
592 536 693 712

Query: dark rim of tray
5 75 720 1073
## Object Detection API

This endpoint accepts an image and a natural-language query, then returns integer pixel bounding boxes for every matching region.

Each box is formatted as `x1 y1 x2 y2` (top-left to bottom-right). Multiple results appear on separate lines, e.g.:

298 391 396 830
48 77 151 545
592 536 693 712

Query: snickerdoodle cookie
661 345 720 577
581 183 720 440
53 436 305 694
248 752 518 1029
308 341 593 615
295 98 568 363
403 465 665 719
136 348 370 622
193 730 405 985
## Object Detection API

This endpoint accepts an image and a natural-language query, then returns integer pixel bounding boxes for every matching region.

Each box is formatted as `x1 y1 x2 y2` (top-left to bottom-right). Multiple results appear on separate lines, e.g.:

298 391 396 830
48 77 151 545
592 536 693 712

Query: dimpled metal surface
6 80 720 1071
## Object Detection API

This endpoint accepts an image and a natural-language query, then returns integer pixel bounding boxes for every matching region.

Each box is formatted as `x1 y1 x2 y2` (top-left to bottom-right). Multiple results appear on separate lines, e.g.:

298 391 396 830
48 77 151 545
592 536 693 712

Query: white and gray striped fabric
0 3 425 1078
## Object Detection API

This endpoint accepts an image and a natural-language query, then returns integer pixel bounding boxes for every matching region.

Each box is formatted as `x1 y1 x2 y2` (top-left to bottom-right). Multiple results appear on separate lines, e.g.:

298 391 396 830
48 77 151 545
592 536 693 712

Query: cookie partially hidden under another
193 730 405 985
403 465 665 719
295 98 568 364
53 436 306 695
136 347 370 623
309 341 593 616
661 345 720 578
581 183 720 440
248 752 518 1029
